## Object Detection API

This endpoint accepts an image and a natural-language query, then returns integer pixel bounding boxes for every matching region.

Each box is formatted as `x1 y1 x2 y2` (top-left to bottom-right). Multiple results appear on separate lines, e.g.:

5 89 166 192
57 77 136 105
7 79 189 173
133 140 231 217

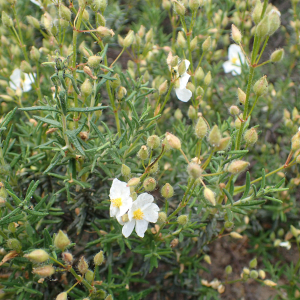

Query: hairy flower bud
81 79 93 97
264 279 277 287
202 36 211 52
158 80 168 95
228 160 249 174
30 46 41 61
187 105 197 120
56 292 68 300
162 0 171 10
7 239 22 252
256 16 270 38
62 252 73 264
195 67 204 81
292 132 300 151
252 0 263 24
229 105 239 116
54 230 71 251
96 26 115 37
230 232 243 239
137 145 149 160
116 86 127 100
96 13 106 27
253 76 268 97
225 265 232 274
161 183 174 199
85 269 94 283
258 269 266 279
237 88 246 105
187 163 202 179
143 177 157 191
175 108 183 120
32 265 55 277
110 73 121 89
2 12 13 27
195 117 208 139
78 256 89 274
147 135 160 149
166 132 181 150
59 4 71 21
121 164 131 177
268 11 281 36
157 212 167 224
20 61 32 74
88 55 102 68
190 36 198 51
204 188 216 206
24 249 49 263
145 28 153 43
204 71 212 86
204 254 211 264
94 250 104 266
27 15 40 29
216 137 231 151
244 128 258 146
231 24 242 44
270 48 284 62
208 125 221 147
177 31 186 48
177 215 188 225
127 177 140 187
173 0 185 15
124 30 135 48
196 86 204 97
249 257 257 268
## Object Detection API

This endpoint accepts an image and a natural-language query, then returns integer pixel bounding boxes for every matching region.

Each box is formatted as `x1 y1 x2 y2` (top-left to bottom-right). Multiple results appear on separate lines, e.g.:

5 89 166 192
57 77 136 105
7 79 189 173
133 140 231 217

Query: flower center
111 198 122 208
133 208 144 220
231 57 238 64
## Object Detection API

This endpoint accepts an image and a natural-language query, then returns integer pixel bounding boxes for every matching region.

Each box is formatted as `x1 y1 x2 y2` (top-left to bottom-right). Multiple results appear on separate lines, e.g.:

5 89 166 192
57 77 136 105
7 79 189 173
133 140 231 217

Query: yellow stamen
231 57 238 64
133 208 144 220
111 198 122 208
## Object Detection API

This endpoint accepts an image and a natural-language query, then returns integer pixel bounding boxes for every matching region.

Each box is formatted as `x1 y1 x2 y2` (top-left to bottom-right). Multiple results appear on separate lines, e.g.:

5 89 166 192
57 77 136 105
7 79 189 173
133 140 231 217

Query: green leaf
66 130 85 156
34 116 62 128
0 107 17 130
19 106 60 113
0 207 22 225
241 171 251 199
67 106 107 112
223 189 234 205
264 196 283 203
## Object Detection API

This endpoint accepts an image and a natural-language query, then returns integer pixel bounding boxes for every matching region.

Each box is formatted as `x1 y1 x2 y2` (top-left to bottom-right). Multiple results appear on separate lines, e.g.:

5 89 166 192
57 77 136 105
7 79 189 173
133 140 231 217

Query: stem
256 36 269 64
159 82 174 114
247 95 259 118
202 149 214 170
110 47 125 67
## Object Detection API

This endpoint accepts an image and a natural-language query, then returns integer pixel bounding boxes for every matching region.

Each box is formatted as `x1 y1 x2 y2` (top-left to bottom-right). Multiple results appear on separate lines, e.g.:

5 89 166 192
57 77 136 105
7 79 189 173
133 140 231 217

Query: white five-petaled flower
120 193 159 238
222 44 246 76
9 69 36 92
109 178 133 218
279 241 291 250
174 59 192 102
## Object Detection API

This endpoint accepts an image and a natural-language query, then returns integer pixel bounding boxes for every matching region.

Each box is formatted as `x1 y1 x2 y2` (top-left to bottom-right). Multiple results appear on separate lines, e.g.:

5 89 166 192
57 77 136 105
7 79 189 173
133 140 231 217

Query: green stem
0 229 8 239
256 36 269 64
159 82 174 114
202 149 214 170
247 95 259 118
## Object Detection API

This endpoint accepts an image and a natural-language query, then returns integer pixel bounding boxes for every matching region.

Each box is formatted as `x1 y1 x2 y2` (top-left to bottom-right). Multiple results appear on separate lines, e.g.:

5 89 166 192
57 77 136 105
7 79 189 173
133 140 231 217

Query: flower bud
204 254 211 264
81 79 93 97
124 30 135 48
268 11 281 36
216 137 231 151
7 239 22 252
24 249 49 263
292 132 300 151
175 108 183 120
147 135 160 149
143 177 156 191
249 257 257 268
59 4 71 21
166 132 181 150
196 86 204 97
56 292 68 300
27 16 40 29
225 265 232 274
30 46 41 61
82 9 89 22
96 26 115 37
177 31 186 48
195 117 208 139
187 163 202 179
270 48 284 63
2 12 13 27
264 279 277 287
190 36 198 51
208 125 221 147
225 221 234 229
291 225 300 237
110 73 121 89
62 252 73 264
158 80 168 95
173 0 185 15
258 269 266 279
231 24 242 44
96 13 106 27
162 0 171 10
145 28 153 43
202 36 211 52
229 105 239 116
244 128 258 146
230 232 243 239
178 60 186 76
237 88 246 105
249 270 258 279
187 105 197 120
204 188 216 206
157 212 167 224
85 269 94 282
32 265 55 277
170 238 179 248
127 178 140 187
204 71 212 86
20 61 32 74
88 55 102 68
256 16 270 38
161 183 174 199
252 0 263 24
170 55 179 67
116 86 127 100
54 230 71 251
137 145 149 160
94 250 104 266
195 67 204 81
177 215 188 225
253 76 268 97
78 256 88 274
228 160 249 174
105 295 113 300
121 164 131 177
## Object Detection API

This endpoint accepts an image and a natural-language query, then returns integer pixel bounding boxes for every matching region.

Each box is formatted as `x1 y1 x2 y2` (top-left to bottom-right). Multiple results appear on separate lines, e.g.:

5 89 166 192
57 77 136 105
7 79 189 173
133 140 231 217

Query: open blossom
174 59 192 102
120 193 159 238
109 178 133 218
222 44 246 76
9 69 35 92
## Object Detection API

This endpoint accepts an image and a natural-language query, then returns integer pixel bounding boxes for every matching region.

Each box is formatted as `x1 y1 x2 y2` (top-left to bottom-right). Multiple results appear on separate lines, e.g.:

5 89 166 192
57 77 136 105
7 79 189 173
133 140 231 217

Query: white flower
222 44 246 76
279 241 291 250
30 0 43 8
9 69 36 92
109 178 133 218
121 193 159 238
175 59 192 102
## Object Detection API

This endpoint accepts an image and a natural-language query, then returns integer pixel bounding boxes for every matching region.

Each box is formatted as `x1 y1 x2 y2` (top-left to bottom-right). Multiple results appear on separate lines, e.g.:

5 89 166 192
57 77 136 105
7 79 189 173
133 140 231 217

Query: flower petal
116 197 133 218
143 204 159 223
228 44 242 61
184 59 190 71
179 72 190 89
10 69 21 90
135 193 154 208
110 205 118 218
175 88 192 102
135 219 149 238
223 61 241 75
122 220 135 238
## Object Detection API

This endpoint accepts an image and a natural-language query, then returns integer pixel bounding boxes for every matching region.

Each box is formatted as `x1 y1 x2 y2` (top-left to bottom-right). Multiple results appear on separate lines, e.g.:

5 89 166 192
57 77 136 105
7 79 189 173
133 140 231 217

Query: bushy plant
0 0 300 299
